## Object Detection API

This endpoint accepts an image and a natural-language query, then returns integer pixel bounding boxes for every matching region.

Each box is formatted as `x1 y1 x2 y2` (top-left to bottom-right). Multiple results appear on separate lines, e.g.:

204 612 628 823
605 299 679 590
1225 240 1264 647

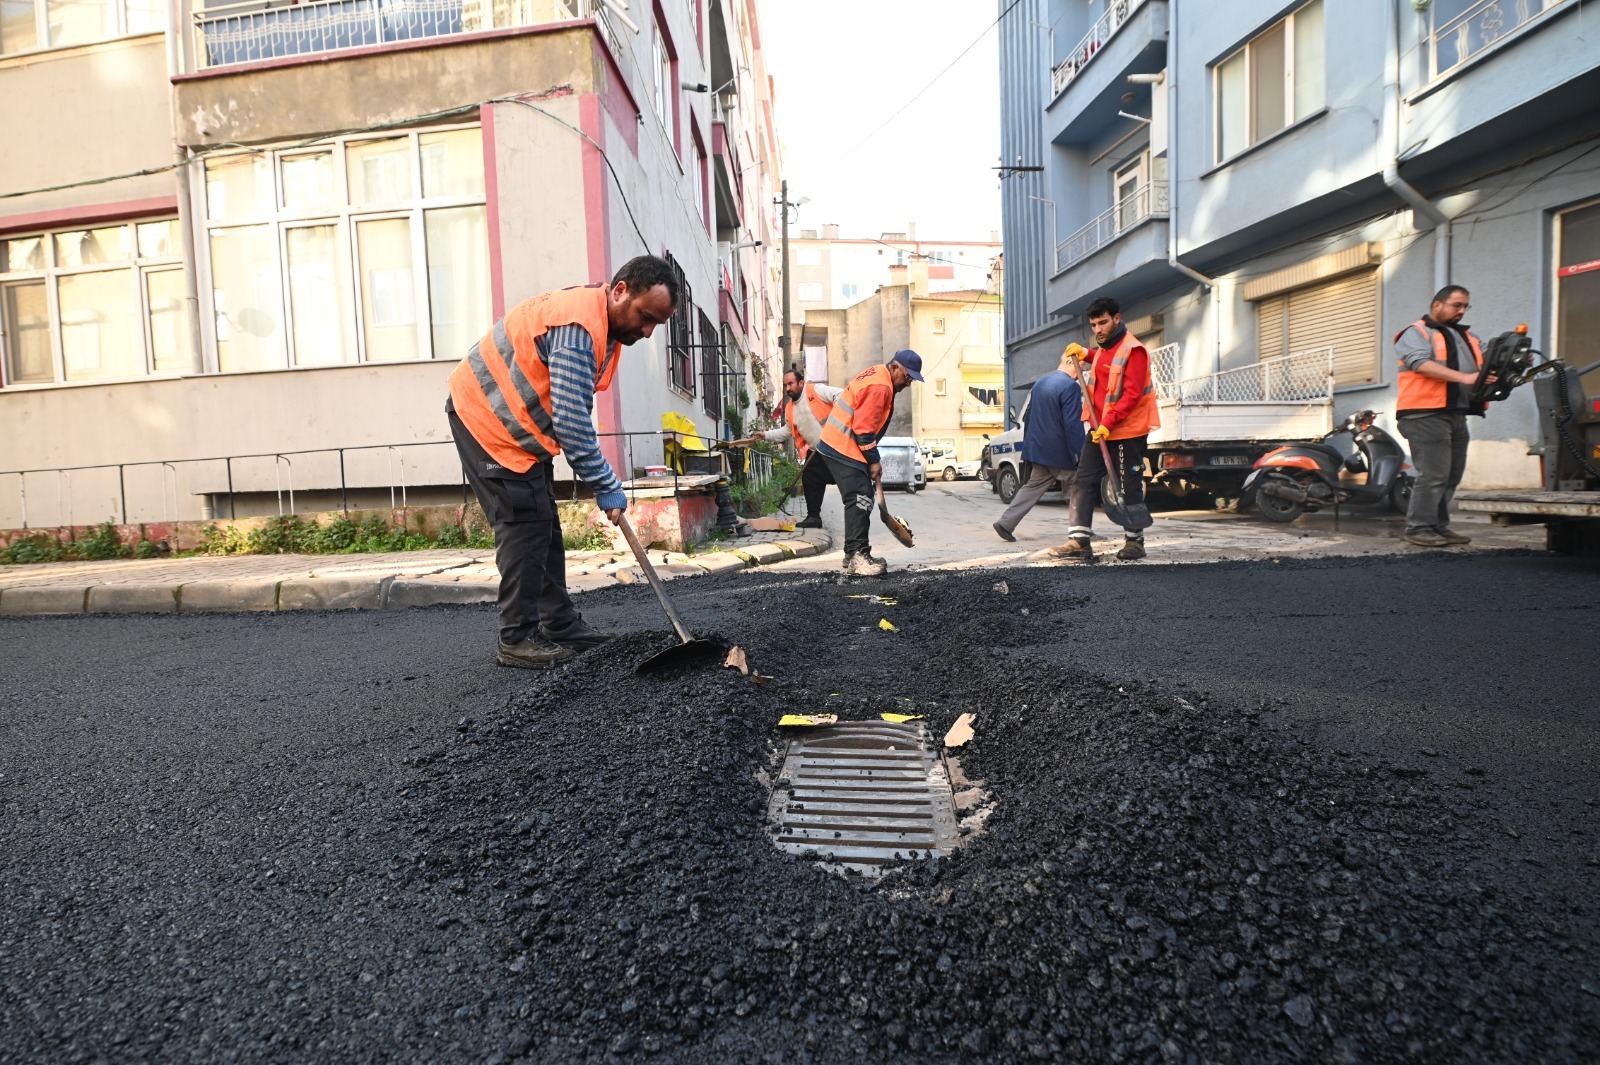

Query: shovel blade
635 638 725 676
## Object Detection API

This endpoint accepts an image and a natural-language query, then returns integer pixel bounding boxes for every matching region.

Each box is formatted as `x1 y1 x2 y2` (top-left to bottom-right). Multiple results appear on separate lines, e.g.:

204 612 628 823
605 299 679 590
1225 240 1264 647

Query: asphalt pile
405 570 1597 1063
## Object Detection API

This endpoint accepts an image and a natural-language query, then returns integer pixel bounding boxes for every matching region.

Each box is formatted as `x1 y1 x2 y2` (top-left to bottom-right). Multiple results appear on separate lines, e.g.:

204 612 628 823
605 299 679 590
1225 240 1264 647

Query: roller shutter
1254 268 1380 386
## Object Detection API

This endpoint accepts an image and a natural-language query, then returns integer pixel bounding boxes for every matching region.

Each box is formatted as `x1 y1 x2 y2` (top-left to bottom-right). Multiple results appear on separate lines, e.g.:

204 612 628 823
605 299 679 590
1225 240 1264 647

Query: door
1115 154 1147 232
1555 199 1600 364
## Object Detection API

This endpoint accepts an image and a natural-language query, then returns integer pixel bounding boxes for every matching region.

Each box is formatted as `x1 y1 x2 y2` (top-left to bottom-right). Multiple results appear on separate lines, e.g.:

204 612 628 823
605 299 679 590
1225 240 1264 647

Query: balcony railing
192 0 594 69
1428 0 1572 81
960 405 1005 428
1054 180 1168 274
1051 0 1149 97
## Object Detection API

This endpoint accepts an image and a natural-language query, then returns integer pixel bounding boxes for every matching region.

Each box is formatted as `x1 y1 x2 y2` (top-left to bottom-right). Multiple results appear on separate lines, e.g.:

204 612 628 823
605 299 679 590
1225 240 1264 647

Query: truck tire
997 465 1020 504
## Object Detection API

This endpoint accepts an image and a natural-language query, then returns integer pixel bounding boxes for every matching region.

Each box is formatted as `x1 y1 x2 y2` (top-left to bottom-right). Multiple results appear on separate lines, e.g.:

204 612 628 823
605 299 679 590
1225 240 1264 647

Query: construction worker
727 366 843 528
446 256 678 669
815 350 924 576
1060 295 1160 562
1394 285 1494 547
992 348 1086 542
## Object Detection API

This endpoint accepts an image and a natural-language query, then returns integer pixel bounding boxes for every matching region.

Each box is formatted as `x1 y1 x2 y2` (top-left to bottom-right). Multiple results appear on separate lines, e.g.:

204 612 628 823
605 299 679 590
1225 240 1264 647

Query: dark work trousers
996 463 1077 535
1398 412 1470 533
449 410 577 645
816 452 876 558
798 452 830 520
1067 434 1149 541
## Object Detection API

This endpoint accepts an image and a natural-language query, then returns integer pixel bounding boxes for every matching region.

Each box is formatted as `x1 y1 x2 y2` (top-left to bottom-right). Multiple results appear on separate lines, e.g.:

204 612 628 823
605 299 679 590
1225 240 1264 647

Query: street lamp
773 181 809 370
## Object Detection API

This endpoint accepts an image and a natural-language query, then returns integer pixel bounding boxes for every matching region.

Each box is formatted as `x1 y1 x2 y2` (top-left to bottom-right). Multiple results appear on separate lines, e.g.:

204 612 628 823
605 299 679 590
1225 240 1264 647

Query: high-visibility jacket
1079 329 1159 440
1395 318 1483 416
819 364 895 466
786 382 834 463
447 285 620 473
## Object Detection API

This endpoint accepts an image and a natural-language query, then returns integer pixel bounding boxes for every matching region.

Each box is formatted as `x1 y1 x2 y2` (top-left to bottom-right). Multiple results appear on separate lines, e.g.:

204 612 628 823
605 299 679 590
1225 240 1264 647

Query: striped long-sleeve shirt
538 324 627 512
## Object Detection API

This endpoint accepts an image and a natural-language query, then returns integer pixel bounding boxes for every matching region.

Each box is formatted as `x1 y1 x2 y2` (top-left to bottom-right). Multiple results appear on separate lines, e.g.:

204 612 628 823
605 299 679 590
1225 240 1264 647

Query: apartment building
0 0 782 527
791 224 1001 316
999 0 1600 489
801 258 1004 457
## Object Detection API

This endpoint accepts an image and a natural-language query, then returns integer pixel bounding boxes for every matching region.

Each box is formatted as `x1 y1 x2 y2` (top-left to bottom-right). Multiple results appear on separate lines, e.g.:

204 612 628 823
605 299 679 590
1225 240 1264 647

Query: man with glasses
1393 285 1494 548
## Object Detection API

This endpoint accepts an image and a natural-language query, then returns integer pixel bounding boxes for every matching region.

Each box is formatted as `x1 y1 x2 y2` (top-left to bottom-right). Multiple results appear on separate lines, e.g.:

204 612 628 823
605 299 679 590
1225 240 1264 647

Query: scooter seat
1297 442 1347 464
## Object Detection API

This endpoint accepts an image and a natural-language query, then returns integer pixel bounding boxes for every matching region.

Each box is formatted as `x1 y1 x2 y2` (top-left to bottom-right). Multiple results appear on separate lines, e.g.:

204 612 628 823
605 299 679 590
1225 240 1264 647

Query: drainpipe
1383 0 1451 289
1159 2 1217 370
167 0 204 371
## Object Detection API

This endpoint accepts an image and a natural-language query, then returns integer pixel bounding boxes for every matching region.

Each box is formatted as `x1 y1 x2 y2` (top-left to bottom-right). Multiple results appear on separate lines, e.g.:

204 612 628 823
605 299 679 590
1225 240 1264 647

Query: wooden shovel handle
616 513 695 645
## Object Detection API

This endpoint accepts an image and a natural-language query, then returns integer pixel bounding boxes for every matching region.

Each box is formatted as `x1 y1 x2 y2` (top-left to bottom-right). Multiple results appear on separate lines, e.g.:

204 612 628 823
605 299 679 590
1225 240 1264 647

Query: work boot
497 636 576 670
1050 538 1094 562
844 552 888 577
1401 529 1452 548
1435 527 1472 545
539 615 614 650
1116 537 1146 561
795 515 823 529
992 521 1016 543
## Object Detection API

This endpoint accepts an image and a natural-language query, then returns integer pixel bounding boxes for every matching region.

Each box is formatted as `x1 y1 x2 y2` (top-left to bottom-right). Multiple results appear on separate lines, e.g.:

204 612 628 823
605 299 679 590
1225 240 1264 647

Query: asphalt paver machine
1457 327 1600 554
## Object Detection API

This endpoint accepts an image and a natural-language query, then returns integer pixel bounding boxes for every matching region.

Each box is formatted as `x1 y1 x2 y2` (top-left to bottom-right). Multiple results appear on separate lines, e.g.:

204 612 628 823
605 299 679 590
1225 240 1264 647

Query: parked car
878 437 927 492
921 444 983 481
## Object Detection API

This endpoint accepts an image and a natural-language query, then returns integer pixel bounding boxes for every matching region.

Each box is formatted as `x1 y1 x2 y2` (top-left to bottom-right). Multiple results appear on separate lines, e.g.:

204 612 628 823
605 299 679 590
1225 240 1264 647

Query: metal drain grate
766 721 962 874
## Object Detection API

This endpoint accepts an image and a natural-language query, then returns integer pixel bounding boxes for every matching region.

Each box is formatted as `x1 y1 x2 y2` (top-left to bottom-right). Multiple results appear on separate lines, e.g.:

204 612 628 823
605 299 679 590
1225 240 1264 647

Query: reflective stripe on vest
786 382 832 460
820 364 893 464
448 285 620 473
1079 331 1160 439
1394 319 1483 414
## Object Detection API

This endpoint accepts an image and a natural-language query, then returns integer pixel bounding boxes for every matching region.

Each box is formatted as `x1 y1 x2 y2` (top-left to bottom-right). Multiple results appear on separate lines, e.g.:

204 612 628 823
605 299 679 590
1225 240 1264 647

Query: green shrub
75 522 132 561
1 534 69 565
563 527 611 552
435 522 467 547
134 539 162 559
305 515 359 553
198 522 251 556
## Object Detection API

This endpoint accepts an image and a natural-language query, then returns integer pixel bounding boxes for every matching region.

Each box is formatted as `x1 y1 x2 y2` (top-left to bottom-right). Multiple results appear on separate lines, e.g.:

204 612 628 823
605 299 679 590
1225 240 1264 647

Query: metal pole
225 458 235 519
285 457 294 516
386 447 396 511
118 465 127 525
19 473 27 530
779 179 791 372
162 462 176 522
338 449 348 514
60 471 68 528
275 457 284 515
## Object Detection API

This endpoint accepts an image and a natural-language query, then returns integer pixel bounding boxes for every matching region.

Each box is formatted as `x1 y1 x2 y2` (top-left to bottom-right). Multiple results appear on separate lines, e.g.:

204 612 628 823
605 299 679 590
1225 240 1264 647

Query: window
1254 268 1380 387
1554 198 1600 365
1115 154 1147 231
0 0 161 55
698 309 720 417
797 283 823 302
840 283 860 301
202 126 489 372
652 17 678 149
967 385 1000 407
664 252 695 396
934 377 947 396
692 135 708 228
1 219 193 387
1215 0 1324 163
1429 0 1575 80
932 317 946 334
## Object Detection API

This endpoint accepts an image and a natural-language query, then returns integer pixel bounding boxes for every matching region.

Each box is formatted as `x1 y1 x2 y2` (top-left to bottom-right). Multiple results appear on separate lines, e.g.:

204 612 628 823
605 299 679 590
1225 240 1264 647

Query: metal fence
1154 347 1336 406
0 430 759 531
192 0 608 69
1051 0 1149 97
1428 0 1572 80
1055 181 1168 273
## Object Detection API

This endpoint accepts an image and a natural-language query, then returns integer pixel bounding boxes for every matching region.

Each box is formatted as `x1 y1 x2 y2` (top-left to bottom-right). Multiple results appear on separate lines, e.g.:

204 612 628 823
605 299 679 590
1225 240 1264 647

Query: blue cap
891 349 924 382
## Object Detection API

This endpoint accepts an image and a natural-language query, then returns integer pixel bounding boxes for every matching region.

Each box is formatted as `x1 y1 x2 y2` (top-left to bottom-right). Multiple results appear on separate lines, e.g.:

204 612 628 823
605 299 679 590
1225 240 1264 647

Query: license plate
1209 455 1250 466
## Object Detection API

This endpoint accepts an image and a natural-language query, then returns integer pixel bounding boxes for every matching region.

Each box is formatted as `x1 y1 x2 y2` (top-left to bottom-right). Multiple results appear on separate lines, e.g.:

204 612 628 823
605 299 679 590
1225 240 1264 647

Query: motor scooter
1242 410 1414 523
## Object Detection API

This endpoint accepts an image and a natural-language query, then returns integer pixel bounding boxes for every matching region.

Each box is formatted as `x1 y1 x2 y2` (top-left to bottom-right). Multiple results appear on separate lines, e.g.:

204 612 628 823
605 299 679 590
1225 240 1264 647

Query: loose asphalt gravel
1 551 1597 1063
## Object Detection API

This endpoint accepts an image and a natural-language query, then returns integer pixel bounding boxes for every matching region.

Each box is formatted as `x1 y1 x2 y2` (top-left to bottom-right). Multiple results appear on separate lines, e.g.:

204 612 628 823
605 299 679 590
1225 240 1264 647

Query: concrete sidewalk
0 526 832 617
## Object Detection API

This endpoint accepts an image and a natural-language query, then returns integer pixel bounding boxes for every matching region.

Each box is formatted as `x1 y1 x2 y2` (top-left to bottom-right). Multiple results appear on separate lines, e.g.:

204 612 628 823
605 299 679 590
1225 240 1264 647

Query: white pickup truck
989 346 1336 507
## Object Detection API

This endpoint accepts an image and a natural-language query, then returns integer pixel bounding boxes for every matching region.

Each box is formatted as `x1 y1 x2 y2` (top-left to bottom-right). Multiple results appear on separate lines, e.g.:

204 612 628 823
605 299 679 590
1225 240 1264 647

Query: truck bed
1456 489 1600 519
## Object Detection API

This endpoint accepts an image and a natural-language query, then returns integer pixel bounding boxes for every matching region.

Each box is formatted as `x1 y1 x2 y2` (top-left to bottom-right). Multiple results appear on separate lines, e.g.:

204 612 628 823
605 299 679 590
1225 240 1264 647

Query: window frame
1212 0 1323 166
651 4 681 155
1 0 162 58
0 218 189 389
197 123 489 374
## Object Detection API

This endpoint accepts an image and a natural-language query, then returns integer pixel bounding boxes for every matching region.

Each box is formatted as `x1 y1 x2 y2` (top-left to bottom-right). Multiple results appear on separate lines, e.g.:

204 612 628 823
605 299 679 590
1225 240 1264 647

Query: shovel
1067 352 1153 532
615 513 724 675
875 479 915 548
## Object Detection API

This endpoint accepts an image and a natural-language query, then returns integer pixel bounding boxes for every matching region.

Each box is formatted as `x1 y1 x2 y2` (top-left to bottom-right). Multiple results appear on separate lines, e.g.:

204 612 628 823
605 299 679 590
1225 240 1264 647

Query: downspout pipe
1163 3 1213 291
167 0 204 371
1383 1 1451 290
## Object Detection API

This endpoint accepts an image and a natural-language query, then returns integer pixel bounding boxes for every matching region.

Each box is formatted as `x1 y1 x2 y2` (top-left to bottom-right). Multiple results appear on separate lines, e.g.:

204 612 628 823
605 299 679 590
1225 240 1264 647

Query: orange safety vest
1079 330 1160 440
447 285 620 473
819 364 895 465
785 382 834 463
1395 319 1483 414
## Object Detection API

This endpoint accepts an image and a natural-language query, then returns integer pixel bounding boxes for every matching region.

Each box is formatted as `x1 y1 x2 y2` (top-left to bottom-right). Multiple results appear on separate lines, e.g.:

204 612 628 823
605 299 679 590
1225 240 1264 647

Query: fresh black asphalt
1 551 1596 1062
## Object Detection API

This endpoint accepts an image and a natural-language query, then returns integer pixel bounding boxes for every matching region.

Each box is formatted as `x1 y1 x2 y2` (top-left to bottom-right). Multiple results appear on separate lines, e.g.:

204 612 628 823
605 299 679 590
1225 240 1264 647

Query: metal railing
1051 0 1149 97
1154 347 1336 406
1428 0 1571 80
0 430 744 531
192 0 593 69
1054 180 1168 273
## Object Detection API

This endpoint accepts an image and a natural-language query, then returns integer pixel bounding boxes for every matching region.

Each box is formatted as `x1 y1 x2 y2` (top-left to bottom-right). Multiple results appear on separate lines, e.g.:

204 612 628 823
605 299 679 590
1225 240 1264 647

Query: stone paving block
692 554 748 574
87 584 179 614
734 543 788 565
179 580 281 612
771 538 822 559
280 578 385 611
1 585 89 615
385 579 496 609
657 564 704 580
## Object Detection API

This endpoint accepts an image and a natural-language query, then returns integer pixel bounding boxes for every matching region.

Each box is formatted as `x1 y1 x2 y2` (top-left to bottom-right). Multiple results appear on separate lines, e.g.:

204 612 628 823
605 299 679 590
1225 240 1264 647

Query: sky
757 0 1003 244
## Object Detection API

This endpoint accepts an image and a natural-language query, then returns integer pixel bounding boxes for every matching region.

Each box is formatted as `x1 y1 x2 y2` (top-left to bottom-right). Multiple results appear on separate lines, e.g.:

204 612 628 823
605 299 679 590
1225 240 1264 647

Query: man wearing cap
815 350 923 576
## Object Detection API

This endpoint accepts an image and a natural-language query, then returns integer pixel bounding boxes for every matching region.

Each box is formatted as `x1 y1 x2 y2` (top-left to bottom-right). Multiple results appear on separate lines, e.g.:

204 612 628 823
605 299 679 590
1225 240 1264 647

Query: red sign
1558 258 1600 278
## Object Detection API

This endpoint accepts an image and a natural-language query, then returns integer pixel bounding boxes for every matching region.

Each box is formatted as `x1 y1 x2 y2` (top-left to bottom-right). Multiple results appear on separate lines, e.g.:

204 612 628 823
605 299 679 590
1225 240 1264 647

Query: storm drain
766 721 964 875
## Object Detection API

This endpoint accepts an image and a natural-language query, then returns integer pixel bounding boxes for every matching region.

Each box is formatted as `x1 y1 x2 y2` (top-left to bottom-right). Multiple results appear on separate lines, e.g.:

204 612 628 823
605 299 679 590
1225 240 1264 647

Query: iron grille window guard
1051 0 1148 97
1428 0 1572 81
1053 180 1168 274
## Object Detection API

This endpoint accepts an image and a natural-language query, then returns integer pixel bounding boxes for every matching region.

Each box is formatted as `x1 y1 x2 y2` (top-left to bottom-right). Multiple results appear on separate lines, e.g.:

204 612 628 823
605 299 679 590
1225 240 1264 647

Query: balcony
1055 181 1166 273
712 111 743 231
1047 181 1175 319
191 0 599 69
960 405 1005 429
1427 0 1574 82
1047 0 1165 146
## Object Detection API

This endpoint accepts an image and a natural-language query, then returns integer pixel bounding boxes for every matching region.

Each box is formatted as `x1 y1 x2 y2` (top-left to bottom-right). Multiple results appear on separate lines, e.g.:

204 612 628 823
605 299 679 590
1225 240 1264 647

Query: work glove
1063 342 1086 359
1089 425 1111 445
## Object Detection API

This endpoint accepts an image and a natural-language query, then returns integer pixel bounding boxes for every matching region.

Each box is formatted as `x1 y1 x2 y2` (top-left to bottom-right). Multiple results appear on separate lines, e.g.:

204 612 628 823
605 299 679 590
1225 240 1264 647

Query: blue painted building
999 0 1600 487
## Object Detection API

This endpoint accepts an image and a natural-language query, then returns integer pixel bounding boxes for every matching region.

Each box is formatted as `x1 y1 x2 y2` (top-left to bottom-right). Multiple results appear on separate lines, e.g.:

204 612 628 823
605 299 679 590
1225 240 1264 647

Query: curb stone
385 579 497 610
280 578 387 611
179 580 282 612
1 586 90 616
87 585 180 614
